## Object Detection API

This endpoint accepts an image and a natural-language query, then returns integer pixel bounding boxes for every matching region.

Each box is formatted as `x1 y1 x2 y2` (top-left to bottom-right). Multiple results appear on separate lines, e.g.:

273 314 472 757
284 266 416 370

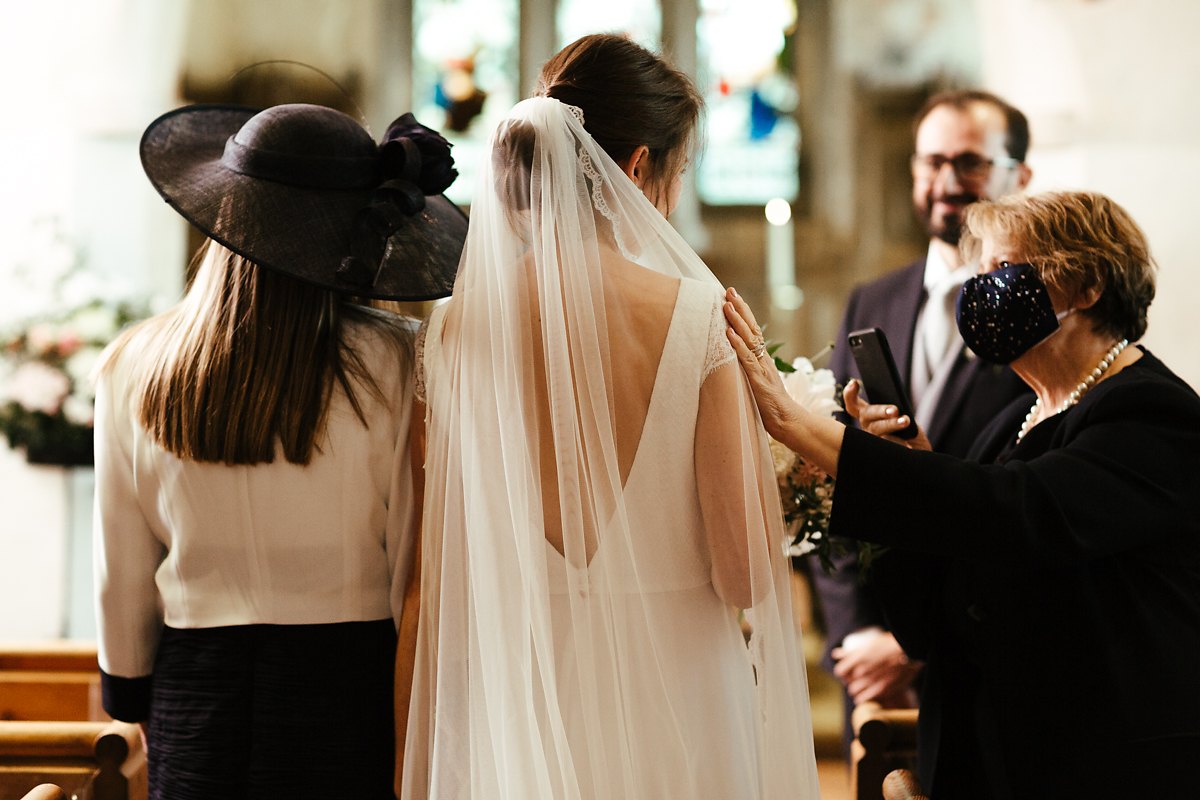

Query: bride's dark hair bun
491 118 535 232
536 34 702 205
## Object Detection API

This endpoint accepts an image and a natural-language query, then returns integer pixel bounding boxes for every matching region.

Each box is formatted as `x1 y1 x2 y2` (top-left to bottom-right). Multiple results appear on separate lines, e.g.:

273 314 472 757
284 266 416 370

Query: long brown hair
101 240 411 465
536 34 703 208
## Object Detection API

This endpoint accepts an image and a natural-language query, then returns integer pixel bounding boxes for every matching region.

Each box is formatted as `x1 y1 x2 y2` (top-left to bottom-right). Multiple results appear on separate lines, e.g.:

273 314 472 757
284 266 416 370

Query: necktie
912 276 960 405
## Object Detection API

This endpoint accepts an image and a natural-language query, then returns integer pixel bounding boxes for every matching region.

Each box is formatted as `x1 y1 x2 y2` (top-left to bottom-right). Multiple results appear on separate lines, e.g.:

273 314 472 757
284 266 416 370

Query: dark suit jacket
815 259 1029 669
832 349 1200 798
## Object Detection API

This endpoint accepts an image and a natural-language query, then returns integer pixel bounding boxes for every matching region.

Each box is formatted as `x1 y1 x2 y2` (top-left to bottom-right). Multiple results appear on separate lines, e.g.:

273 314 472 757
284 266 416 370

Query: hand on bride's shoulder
719 287 791 433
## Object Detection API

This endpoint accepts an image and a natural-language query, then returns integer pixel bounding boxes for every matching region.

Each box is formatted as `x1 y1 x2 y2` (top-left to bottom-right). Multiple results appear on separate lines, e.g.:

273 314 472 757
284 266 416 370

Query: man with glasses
816 89 1034 753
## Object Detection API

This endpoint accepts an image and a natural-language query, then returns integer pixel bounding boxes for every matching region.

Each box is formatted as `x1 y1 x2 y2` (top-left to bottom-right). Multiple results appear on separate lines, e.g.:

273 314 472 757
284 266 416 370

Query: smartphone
847 327 918 439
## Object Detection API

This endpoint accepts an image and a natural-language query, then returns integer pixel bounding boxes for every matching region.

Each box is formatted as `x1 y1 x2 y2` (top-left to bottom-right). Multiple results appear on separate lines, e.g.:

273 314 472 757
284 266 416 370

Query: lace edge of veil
568 109 636 262
414 316 430 404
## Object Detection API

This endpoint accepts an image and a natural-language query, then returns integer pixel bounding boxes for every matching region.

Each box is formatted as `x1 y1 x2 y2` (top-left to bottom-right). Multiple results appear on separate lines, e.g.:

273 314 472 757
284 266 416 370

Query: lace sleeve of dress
414 317 430 404
702 293 737 386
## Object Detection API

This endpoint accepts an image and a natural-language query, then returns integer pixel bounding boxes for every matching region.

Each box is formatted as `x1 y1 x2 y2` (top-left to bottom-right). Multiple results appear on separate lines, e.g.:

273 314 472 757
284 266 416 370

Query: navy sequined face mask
955 261 1070 364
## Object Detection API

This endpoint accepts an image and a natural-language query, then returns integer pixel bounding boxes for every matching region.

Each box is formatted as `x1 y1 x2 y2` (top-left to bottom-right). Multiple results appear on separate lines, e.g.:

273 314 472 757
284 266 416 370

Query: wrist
769 400 807 453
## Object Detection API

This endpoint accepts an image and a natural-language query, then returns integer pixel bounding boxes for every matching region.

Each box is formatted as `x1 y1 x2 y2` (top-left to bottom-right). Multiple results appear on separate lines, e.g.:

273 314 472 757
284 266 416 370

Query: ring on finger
750 336 767 358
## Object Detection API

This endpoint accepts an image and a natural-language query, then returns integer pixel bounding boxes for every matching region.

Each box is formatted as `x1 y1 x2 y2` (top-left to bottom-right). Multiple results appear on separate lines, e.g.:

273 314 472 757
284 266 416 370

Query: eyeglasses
911 152 1020 181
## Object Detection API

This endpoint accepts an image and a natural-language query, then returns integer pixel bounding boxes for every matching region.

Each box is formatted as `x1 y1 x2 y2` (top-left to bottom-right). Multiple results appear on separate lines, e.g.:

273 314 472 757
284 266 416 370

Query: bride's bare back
441 249 680 561
547 253 678 558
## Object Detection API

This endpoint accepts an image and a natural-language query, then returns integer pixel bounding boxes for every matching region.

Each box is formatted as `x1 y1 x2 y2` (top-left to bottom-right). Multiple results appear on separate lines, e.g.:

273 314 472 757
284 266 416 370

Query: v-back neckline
427 277 695 569
617 277 688 491
549 278 691 571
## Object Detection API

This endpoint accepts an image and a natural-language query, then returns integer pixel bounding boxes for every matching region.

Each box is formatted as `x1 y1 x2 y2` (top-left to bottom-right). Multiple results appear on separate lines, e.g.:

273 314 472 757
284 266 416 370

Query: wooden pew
0 720 145 800
851 701 919 800
0 643 106 722
0 643 99 673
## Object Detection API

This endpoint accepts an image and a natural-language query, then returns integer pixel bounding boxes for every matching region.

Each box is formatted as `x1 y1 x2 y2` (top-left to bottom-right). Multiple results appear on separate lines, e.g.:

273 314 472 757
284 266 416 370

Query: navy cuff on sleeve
100 668 152 722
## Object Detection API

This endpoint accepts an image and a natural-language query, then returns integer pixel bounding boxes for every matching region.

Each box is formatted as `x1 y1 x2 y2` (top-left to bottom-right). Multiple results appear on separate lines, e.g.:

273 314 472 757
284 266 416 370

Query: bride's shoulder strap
700 283 736 386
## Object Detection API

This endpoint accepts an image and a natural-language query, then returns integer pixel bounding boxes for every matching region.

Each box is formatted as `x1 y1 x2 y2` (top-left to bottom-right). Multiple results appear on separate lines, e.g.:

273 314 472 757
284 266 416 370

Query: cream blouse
93 317 418 681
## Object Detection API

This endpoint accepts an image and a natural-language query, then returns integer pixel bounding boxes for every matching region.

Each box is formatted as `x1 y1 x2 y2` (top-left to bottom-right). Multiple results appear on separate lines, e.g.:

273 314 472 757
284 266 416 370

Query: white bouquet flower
767 348 842 569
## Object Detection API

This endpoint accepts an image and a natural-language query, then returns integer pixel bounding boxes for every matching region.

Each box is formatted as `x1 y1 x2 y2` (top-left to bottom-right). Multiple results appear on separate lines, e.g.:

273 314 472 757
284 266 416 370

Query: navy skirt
147 620 397 800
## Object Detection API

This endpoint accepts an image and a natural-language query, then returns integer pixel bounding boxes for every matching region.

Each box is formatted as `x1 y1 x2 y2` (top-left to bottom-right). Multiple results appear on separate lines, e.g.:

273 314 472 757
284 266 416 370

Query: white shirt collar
923 240 974 291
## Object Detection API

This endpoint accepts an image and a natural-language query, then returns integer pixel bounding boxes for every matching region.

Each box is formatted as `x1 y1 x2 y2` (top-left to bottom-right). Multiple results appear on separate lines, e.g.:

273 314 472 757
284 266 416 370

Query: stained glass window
413 0 520 204
696 0 799 205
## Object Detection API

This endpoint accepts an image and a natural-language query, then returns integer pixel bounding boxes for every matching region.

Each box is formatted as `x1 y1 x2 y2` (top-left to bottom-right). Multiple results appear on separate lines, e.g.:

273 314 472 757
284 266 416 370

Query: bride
400 34 819 798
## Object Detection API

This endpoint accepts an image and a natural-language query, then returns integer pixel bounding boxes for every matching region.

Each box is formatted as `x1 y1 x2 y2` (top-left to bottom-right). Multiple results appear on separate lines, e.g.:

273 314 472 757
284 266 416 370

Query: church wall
979 0 1200 389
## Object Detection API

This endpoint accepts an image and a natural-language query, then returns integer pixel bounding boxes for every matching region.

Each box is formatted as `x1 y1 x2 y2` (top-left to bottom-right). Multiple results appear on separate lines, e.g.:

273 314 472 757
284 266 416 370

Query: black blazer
815 259 1029 667
832 349 1200 798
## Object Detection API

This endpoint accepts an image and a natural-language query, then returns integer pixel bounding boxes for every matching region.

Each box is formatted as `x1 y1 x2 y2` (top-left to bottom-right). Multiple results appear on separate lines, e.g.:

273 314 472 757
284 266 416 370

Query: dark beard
932 216 962 245
918 192 977 245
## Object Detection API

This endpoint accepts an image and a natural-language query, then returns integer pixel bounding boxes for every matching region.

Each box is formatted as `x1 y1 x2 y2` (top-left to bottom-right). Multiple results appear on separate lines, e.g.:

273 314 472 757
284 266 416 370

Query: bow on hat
337 114 460 290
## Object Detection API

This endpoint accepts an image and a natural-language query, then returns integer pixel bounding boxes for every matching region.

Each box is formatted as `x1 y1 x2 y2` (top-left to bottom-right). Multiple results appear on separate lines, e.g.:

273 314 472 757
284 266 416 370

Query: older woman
724 191 1200 799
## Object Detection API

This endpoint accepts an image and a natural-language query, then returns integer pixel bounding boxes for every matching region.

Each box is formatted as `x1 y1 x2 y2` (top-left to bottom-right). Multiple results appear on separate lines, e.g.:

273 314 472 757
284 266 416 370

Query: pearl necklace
1016 338 1129 443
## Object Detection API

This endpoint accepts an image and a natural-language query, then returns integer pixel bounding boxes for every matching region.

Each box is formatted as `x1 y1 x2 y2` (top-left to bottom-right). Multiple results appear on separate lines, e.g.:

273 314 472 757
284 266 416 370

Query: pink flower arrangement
1 300 142 465
5 362 71 416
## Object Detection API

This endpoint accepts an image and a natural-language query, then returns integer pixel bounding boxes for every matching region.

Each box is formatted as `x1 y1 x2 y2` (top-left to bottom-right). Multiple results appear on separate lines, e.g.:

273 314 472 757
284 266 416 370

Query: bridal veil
403 96 818 799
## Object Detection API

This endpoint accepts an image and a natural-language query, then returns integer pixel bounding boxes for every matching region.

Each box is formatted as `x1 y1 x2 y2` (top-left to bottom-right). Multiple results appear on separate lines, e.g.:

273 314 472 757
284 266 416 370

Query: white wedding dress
402 97 818 799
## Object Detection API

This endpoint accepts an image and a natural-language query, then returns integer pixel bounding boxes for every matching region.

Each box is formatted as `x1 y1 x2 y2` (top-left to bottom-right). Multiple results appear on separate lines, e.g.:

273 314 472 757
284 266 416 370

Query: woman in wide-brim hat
92 102 466 800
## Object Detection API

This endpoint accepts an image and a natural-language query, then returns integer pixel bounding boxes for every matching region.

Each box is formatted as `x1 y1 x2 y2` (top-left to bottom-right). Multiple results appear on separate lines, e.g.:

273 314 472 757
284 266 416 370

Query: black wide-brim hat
140 103 467 301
